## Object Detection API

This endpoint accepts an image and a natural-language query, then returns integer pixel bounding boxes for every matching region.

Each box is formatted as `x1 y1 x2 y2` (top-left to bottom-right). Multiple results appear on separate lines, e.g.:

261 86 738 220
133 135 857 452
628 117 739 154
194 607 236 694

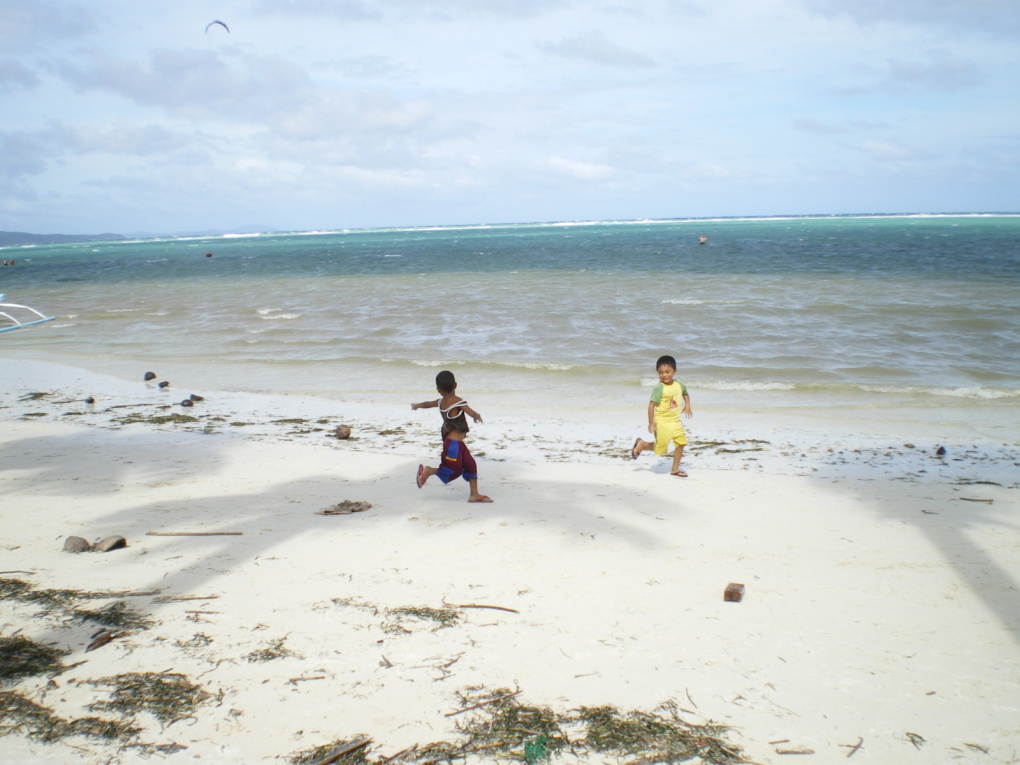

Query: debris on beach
158 381 170 388
289 690 749 764
92 535 127 553
143 372 156 381
724 583 745 602
317 500 371 515
335 424 352 439
63 536 91 553
84 629 122 653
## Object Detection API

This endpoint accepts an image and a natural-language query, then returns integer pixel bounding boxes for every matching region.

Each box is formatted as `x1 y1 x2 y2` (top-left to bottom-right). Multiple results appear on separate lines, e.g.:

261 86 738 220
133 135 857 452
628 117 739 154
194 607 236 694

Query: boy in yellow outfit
630 355 693 477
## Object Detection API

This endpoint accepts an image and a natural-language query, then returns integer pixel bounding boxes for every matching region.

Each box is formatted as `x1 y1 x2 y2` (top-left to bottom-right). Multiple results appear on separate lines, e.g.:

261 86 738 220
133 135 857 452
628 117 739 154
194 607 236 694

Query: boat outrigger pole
0 294 56 333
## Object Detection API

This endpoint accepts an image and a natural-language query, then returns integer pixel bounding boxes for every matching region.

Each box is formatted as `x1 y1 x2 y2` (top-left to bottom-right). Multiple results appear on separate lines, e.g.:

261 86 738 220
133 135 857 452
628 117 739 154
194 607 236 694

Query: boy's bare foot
631 438 642 459
468 495 493 503
416 464 426 488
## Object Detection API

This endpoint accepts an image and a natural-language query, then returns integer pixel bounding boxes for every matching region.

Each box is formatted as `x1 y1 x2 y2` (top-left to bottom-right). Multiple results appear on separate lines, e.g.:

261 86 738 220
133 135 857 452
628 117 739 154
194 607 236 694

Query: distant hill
0 231 127 247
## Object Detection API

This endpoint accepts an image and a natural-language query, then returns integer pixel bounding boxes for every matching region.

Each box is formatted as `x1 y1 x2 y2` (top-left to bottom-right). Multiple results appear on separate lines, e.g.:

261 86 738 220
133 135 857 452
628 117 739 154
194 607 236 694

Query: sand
1 360 1018 764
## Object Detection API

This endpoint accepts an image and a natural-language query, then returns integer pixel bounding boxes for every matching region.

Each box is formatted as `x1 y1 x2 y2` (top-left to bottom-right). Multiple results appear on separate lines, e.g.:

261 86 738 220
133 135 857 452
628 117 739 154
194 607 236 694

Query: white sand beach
2 360 1018 764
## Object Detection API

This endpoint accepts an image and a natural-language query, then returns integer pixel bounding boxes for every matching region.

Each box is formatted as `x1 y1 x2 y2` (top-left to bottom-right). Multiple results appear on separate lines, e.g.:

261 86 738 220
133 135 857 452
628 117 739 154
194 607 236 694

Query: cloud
848 139 920 161
539 156 615 181
0 1 99 53
248 0 564 21
0 59 40 93
803 0 1020 38
52 48 316 121
0 131 49 179
539 31 657 68
885 50 980 92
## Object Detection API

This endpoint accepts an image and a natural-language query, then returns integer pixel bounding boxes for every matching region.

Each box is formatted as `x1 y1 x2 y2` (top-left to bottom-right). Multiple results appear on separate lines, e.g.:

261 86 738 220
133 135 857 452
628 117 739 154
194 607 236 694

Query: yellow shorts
654 420 687 455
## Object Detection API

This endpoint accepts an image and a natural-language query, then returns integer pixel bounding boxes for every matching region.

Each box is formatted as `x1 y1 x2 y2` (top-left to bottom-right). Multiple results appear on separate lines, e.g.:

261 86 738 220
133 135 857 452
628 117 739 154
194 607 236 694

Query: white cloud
540 156 615 181
538 30 657 68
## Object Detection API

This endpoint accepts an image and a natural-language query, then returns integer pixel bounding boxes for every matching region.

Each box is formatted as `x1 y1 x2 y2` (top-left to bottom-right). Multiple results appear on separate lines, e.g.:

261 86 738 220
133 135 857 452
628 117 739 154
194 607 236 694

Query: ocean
3 214 1019 441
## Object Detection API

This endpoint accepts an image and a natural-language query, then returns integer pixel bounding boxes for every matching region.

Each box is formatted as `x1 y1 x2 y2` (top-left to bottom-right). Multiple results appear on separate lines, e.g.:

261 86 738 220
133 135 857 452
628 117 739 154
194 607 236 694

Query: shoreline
1 358 1018 764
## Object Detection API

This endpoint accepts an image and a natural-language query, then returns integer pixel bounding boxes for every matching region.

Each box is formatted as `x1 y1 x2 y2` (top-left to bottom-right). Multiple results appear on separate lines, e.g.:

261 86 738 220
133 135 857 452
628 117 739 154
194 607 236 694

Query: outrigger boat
0 294 55 333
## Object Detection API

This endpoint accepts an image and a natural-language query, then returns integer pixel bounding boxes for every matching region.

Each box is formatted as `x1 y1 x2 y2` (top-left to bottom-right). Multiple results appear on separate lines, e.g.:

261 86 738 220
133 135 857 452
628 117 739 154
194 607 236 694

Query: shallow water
3 215 1018 438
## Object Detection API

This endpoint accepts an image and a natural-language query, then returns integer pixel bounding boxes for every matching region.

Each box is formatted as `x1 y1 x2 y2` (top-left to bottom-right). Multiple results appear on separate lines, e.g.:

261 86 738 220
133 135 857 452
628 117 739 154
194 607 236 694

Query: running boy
412 371 493 503
630 355 693 477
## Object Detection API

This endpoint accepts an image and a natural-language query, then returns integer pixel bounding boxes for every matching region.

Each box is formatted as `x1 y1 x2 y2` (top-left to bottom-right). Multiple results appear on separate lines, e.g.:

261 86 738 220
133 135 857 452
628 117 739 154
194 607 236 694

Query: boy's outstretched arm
411 399 439 410
461 403 483 423
647 401 657 434
682 393 693 418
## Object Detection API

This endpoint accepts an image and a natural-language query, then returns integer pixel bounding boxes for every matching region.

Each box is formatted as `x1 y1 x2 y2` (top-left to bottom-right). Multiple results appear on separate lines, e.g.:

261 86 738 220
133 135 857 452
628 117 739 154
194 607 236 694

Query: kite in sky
205 20 230 34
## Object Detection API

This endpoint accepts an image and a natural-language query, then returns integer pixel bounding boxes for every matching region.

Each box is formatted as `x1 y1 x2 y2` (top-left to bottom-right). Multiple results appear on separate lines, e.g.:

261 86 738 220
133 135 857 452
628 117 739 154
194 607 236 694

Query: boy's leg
631 437 653 459
466 477 492 503
461 447 492 502
670 445 687 476
417 464 439 488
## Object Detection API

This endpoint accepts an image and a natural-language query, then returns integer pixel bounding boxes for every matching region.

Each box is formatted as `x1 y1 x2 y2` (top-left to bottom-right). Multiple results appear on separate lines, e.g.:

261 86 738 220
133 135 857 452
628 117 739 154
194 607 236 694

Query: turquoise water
3 215 1019 426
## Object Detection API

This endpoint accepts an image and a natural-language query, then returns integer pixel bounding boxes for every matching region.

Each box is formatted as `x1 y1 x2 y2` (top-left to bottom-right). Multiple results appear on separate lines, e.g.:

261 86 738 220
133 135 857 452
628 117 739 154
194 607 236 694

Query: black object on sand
181 399 194 407
144 371 156 381
158 381 170 388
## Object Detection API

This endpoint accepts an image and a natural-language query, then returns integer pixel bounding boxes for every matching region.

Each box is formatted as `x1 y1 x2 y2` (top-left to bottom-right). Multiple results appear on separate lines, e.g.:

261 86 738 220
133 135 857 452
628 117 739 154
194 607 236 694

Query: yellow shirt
650 380 687 422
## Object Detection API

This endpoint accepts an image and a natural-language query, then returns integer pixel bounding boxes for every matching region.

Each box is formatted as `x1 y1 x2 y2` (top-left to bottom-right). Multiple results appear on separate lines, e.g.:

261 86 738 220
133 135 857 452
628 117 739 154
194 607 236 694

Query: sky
1 0 1018 235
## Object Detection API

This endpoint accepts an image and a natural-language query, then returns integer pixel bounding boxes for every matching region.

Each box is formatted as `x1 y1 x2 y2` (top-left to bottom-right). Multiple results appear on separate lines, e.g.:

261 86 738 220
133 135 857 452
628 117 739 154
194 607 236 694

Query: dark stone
144 372 156 381
935 446 947 457
158 381 170 388
181 399 194 407
335 425 352 439
92 535 127 553
63 536 91 553
85 396 95 404
189 394 204 401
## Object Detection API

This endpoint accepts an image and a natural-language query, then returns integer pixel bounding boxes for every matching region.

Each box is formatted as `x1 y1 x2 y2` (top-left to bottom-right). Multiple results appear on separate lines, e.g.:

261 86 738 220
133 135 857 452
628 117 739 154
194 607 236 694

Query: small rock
935 446 947 457
63 536 91 553
144 371 156 381
181 399 194 407
335 425 352 439
189 394 204 401
85 396 95 404
158 381 170 388
92 535 127 553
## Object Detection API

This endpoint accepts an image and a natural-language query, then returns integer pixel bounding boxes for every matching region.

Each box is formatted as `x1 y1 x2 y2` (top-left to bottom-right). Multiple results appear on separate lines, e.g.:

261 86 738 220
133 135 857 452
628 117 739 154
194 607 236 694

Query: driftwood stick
288 676 326 684
445 690 520 717
843 737 864 758
311 737 372 765
775 746 815 755
959 497 993 504
184 610 220 615
147 531 243 536
0 570 36 575
153 595 220 603
444 603 520 614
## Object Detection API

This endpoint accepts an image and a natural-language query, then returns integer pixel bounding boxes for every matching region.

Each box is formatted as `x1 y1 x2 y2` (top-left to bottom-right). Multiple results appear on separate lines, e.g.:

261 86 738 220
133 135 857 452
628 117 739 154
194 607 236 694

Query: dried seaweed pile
0 576 206 752
0 577 152 630
289 688 748 765
87 672 212 725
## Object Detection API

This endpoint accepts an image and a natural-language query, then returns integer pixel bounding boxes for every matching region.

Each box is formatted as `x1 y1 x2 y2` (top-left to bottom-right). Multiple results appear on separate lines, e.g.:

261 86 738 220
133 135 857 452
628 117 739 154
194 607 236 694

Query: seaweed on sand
0 691 140 743
289 688 749 764
577 700 745 764
0 578 153 632
88 672 211 726
245 637 298 663
0 636 68 682
383 606 461 634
